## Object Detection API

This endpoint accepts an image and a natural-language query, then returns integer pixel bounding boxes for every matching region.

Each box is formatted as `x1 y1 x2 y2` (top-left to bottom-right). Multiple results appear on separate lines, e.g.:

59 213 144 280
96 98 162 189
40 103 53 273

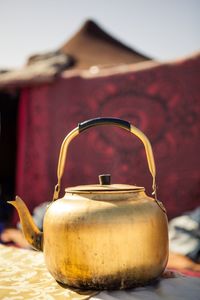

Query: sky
0 0 199 69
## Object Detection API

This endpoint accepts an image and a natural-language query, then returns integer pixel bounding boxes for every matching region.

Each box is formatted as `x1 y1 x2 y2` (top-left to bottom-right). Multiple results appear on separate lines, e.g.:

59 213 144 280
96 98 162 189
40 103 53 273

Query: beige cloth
0 244 97 299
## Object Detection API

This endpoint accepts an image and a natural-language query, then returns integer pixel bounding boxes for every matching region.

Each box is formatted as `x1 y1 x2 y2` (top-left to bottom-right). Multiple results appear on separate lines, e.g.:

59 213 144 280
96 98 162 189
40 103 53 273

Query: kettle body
44 188 168 289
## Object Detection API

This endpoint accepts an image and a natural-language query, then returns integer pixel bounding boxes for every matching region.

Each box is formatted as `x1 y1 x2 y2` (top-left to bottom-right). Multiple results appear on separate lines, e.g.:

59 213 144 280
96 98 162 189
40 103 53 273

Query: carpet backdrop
14 54 200 223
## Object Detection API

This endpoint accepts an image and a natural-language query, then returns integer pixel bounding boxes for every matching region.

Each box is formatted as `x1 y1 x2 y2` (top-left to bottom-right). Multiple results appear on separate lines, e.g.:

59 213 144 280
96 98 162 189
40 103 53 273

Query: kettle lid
65 174 144 194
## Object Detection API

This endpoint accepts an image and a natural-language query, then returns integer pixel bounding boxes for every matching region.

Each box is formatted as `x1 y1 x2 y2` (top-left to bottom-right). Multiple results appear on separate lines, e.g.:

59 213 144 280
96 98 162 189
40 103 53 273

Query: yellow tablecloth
0 244 97 299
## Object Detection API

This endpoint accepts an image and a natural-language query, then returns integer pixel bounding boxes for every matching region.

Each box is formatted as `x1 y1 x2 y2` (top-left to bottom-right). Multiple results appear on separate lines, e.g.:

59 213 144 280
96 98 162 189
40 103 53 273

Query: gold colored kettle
9 117 168 289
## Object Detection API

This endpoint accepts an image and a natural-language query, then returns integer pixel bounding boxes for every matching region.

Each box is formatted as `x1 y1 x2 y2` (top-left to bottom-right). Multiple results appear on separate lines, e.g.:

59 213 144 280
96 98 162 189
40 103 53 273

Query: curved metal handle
53 117 157 201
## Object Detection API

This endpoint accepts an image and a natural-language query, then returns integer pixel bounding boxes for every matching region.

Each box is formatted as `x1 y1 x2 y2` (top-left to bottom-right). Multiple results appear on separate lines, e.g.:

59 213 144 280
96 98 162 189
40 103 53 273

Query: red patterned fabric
14 55 200 223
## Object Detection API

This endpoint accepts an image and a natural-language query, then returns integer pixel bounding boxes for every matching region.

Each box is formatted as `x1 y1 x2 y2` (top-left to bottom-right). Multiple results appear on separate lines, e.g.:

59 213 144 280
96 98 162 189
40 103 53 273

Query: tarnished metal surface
43 191 168 289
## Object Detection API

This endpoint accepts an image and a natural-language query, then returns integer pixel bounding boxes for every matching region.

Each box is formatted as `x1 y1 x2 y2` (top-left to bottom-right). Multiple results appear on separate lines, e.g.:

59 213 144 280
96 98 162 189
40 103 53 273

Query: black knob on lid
99 174 111 185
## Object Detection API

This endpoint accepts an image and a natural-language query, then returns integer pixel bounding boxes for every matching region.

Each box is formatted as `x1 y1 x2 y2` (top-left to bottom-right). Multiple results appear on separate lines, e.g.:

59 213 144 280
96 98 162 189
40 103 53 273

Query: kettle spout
8 196 43 251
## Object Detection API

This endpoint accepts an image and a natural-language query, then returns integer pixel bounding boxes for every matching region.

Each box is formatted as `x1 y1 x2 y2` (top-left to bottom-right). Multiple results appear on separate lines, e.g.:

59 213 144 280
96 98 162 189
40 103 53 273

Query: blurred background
0 0 199 69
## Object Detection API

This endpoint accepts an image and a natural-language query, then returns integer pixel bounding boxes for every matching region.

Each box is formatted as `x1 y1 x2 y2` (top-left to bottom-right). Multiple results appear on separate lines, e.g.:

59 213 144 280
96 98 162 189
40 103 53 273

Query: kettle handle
53 117 157 201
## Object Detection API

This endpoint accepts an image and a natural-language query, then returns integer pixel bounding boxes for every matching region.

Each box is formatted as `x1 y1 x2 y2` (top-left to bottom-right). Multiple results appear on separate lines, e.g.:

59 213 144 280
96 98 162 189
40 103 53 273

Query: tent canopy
0 20 150 89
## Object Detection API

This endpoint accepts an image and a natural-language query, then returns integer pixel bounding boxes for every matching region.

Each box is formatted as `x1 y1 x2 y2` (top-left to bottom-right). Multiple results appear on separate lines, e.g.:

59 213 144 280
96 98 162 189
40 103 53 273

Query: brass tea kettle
9 117 168 289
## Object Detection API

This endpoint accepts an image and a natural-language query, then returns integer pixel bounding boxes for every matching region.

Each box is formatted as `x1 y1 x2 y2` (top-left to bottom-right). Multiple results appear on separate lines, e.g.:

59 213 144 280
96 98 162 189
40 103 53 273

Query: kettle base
56 275 159 290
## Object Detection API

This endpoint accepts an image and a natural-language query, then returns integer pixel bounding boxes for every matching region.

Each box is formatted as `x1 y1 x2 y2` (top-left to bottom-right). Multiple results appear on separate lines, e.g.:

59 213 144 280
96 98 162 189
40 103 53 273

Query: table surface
0 244 200 300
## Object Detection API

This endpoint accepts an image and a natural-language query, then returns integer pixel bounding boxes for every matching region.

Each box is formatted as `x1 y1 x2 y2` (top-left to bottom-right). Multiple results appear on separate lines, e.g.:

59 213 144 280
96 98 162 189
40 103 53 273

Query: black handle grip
78 117 131 133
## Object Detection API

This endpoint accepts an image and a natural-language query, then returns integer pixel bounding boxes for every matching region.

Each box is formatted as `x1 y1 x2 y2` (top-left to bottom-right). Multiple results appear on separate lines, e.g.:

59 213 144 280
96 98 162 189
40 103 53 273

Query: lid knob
99 174 111 185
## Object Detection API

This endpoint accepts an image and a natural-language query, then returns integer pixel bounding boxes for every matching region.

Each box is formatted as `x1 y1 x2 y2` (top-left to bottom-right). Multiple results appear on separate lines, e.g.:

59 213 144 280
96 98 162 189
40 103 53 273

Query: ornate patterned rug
13 54 200 222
